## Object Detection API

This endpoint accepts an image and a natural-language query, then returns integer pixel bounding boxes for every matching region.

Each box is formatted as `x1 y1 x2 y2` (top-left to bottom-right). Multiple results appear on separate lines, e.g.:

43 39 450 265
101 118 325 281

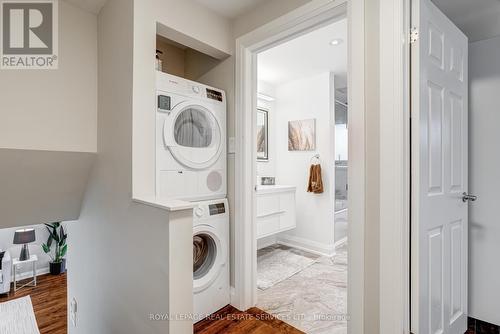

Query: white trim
277 234 336 257
379 0 411 333
346 0 365 333
257 235 277 250
234 2 366 333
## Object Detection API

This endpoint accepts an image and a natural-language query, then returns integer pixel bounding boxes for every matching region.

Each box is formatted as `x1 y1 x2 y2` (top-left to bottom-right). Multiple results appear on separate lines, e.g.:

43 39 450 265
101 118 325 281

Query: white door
411 0 469 333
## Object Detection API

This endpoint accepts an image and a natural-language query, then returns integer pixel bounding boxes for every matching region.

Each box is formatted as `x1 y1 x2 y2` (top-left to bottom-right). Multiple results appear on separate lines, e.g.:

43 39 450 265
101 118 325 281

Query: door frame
233 0 369 333
379 0 411 333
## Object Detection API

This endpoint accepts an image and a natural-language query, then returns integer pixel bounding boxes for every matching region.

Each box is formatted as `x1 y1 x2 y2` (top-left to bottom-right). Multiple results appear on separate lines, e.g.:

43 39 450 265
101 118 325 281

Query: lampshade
13 228 36 244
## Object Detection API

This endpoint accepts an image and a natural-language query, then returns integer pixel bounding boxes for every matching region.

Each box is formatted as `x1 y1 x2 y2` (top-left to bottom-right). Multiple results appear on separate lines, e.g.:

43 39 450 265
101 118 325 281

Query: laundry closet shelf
133 196 196 212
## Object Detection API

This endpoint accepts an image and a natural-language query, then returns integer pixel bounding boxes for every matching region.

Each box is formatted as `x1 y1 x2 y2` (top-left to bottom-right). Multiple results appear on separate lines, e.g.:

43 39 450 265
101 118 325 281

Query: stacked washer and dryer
156 72 230 321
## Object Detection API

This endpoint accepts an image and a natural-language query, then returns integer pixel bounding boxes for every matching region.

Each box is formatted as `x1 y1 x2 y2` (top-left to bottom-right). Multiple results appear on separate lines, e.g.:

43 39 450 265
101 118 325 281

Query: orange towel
307 164 324 194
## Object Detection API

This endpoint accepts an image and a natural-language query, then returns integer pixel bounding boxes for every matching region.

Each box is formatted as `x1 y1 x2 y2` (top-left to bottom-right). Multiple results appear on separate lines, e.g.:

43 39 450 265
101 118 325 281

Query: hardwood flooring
0 274 303 334
194 305 305 334
0 273 67 334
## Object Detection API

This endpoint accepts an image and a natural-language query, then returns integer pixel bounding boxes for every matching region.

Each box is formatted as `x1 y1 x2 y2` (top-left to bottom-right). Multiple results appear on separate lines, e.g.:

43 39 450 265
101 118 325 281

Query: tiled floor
257 243 348 334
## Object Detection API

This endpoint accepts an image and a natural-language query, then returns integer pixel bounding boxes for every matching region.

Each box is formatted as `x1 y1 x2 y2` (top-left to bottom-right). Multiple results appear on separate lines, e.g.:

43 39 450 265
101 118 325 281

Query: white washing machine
192 198 230 321
156 72 226 201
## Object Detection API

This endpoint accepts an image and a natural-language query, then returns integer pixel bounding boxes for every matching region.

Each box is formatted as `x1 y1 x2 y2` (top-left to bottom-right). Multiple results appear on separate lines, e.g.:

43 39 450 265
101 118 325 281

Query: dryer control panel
208 202 226 215
157 95 171 112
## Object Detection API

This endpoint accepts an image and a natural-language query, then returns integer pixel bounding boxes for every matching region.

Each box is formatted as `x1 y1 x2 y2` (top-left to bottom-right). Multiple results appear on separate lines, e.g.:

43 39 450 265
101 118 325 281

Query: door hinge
410 27 419 44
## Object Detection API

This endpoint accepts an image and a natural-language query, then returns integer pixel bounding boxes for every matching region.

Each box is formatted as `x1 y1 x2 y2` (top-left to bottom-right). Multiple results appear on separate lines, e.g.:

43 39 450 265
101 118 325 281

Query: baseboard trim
257 236 277 250
277 234 336 257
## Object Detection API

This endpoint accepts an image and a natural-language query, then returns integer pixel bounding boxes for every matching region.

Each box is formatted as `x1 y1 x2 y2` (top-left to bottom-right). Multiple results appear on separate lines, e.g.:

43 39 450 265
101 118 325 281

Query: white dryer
192 198 230 321
156 72 226 201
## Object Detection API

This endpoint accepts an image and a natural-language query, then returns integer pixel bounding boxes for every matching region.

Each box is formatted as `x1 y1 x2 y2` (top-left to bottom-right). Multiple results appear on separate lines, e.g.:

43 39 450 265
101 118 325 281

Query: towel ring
310 154 321 164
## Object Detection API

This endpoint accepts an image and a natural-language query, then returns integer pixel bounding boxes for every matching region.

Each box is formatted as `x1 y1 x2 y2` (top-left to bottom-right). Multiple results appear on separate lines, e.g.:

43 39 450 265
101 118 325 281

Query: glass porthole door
192 226 226 293
164 103 222 169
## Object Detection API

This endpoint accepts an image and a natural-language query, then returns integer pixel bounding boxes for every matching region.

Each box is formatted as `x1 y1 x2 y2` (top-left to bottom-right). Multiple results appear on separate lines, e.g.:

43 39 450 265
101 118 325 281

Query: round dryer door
165 103 222 170
193 226 226 293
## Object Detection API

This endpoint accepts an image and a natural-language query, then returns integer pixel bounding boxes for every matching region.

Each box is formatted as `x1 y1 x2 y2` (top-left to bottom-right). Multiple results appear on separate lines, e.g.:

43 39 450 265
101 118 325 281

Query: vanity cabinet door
256 215 281 238
279 192 296 230
256 190 296 239
256 194 281 217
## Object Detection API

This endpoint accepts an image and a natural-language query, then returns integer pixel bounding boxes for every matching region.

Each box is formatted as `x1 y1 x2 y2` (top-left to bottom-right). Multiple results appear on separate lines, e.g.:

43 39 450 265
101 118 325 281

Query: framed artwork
257 109 269 161
288 118 316 151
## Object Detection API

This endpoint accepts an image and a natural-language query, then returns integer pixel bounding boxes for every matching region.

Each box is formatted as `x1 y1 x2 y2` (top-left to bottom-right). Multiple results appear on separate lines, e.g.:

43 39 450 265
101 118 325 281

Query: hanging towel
307 164 324 194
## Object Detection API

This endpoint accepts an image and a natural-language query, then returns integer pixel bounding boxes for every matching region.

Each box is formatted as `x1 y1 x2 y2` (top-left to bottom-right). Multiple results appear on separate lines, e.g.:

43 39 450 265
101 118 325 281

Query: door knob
462 192 477 203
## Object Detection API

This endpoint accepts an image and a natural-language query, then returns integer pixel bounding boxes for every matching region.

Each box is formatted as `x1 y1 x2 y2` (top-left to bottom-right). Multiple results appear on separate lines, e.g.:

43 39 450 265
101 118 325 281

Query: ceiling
64 0 107 14
65 0 266 18
258 18 347 87
433 0 500 42
194 0 266 19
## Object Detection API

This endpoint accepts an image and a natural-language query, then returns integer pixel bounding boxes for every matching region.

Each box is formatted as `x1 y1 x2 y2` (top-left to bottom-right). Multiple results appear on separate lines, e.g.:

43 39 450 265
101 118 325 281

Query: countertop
256 185 296 194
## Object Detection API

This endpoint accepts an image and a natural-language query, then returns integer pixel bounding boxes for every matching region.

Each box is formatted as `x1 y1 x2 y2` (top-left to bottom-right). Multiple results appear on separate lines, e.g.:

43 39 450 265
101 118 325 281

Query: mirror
256 109 269 161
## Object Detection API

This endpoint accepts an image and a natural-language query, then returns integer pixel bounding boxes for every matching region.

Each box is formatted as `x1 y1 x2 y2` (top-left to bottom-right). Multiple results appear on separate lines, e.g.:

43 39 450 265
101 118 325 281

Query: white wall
0 224 51 278
0 1 97 153
468 35 500 326
274 72 335 254
233 0 312 38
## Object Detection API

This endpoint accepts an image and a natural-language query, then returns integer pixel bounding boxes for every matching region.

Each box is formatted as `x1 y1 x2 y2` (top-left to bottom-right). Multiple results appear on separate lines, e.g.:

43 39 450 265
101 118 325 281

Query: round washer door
165 102 222 169
193 225 227 293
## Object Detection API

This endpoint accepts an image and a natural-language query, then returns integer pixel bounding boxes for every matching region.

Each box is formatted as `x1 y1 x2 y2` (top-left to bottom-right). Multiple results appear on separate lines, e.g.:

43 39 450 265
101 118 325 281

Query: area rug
257 243 348 334
0 296 40 334
257 245 319 290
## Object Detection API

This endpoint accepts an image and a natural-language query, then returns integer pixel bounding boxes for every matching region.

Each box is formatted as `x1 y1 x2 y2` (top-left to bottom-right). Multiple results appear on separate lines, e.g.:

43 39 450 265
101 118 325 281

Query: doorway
254 18 348 333
233 1 368 333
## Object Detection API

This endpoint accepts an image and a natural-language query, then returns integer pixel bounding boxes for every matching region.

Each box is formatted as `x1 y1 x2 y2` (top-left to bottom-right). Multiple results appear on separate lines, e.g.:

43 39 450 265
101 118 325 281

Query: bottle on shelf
155 49 163 71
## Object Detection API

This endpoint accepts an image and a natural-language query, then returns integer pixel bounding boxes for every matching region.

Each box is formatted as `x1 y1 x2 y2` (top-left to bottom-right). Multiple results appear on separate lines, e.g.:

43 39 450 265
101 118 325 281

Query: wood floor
0 273 67 334
194 305 305 334
0 274 301 334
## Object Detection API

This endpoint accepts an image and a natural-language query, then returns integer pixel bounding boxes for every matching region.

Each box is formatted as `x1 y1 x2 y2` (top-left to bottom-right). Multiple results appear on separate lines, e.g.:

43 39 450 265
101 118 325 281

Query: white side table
12 255 37 292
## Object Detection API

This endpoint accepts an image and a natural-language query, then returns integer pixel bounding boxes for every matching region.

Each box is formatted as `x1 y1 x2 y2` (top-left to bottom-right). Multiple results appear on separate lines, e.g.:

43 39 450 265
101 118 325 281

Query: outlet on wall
70 297 77 327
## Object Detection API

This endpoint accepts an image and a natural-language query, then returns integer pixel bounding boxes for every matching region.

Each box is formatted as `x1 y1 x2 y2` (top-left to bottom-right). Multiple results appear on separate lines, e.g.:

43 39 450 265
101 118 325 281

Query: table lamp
13 228 36 261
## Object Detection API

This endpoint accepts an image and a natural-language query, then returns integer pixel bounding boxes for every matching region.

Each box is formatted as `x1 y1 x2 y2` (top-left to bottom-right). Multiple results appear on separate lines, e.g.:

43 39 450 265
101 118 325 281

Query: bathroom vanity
256 185 296 239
